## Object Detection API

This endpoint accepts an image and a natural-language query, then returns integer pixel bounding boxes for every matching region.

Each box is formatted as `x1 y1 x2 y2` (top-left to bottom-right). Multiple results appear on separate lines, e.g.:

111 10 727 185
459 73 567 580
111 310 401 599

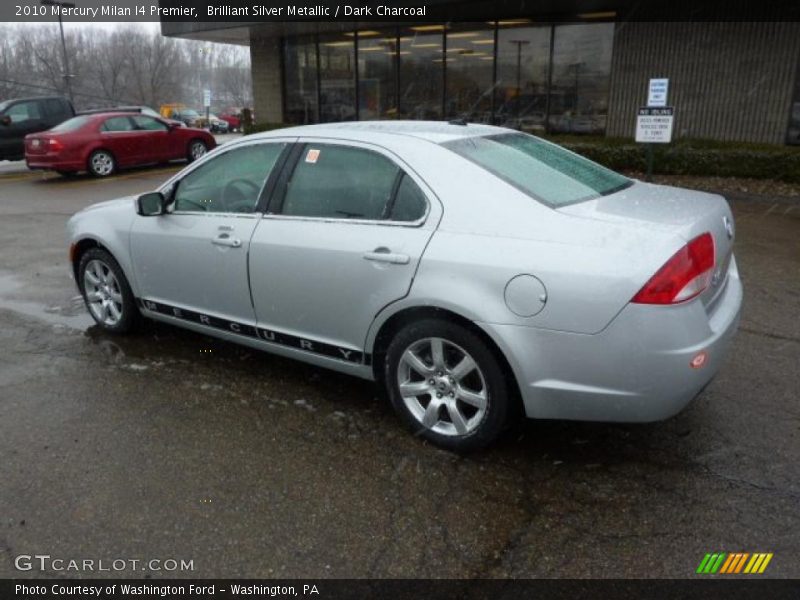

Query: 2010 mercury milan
67 121 742 450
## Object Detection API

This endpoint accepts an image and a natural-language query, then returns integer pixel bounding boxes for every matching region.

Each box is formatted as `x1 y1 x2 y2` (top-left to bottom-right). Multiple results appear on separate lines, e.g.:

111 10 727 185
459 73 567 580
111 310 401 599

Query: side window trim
265 139 431 226
381 170 405 220
262 142 305 215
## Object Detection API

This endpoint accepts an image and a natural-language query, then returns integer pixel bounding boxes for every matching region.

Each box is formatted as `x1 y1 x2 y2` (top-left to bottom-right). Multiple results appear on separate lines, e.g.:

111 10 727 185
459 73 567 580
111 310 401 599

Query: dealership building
162 3 800 145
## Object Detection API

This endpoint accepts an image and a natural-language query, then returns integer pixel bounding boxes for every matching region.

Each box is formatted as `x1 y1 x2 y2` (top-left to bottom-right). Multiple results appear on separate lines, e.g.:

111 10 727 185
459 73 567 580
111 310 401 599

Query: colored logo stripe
697 552 773 574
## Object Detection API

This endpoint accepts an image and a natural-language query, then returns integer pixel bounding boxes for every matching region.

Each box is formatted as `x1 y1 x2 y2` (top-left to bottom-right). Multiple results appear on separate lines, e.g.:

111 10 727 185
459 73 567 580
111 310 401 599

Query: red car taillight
48 138 64 151
632 233 715 305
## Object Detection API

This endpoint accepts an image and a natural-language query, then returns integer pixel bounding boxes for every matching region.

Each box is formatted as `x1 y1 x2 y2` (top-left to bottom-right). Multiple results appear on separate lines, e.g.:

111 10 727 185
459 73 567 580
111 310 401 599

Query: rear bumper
481 257 743 422
25 153 84 172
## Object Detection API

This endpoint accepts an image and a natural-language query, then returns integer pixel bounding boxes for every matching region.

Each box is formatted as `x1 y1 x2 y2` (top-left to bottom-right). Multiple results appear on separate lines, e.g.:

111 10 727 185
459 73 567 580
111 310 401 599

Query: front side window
132 116 168 131
280 145 403 220
102 117 134 132
6 101 42 123
444 133 631 206
172 143 286 214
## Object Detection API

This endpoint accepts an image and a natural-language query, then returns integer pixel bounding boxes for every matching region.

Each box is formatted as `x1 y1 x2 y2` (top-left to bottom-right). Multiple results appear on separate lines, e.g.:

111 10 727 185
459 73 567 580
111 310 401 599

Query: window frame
156 138 296 219
264 138 431 228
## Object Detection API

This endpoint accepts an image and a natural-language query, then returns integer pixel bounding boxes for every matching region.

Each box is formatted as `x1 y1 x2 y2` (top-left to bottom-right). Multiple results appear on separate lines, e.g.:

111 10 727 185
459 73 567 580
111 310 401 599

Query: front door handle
212 233 242 248
363 247 410 265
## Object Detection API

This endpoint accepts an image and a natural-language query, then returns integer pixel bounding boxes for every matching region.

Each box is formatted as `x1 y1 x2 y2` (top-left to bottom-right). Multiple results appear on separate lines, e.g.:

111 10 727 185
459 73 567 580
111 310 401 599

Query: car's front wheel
78 248 139 333
384 319 511 451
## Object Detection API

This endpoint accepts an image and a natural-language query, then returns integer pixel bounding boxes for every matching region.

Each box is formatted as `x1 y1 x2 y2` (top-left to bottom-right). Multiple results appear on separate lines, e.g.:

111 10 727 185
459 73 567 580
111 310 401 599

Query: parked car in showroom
66 121 742 451
25 112 216 177
0 96 74 161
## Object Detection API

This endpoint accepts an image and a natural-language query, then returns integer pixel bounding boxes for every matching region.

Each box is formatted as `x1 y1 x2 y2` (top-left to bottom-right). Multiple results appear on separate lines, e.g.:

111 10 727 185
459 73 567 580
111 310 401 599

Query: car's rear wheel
187 139 208 162
384 319 510 451
88 150 115 177
78 248 139 334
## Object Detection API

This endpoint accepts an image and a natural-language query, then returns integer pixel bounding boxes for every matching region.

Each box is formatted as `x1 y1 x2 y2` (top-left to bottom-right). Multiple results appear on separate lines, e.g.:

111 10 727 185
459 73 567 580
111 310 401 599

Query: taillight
632 233 715 305
49 138 64 151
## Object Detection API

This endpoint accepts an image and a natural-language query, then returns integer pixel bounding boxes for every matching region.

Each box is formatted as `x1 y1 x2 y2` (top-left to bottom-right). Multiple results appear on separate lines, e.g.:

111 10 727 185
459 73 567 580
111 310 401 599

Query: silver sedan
66 121 742 451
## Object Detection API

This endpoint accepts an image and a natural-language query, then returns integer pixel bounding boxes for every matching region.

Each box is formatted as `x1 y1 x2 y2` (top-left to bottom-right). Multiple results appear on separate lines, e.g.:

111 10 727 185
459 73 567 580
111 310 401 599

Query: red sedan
25 112 217 177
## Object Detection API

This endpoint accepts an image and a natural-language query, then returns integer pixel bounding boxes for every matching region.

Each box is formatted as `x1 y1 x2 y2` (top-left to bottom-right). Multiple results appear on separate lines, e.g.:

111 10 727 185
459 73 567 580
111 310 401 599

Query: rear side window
101 117 134 132
443 133 631 206
390 174 427 222
49 116 92 133
280 145 426 222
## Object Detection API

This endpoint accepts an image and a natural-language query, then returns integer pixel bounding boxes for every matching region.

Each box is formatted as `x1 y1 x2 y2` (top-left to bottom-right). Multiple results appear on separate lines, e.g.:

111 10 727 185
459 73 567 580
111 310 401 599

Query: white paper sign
203 89 211 108
647 78 669 107
636 107 674 143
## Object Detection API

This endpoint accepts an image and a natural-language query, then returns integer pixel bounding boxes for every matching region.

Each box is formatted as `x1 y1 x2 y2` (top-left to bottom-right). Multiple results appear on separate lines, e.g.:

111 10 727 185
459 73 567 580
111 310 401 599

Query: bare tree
0 25 252 112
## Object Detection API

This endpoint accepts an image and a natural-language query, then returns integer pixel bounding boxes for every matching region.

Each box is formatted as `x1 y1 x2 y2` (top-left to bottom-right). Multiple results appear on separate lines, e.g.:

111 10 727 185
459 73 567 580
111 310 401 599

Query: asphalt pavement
0 163 797 579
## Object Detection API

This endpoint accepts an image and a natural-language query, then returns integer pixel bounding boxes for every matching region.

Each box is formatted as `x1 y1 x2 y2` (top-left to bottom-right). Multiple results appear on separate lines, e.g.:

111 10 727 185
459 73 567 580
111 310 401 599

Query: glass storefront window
495 24 551 133
319 33 356 122
280 21 615 134
548 23 614 135
357 29 399 119
283 35 318 124
398 26 445 119
445 24 496 122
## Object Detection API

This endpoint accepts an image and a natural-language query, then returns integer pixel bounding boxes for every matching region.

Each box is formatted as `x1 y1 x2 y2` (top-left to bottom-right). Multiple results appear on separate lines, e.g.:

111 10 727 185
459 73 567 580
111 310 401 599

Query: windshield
49 116 92 133
0 100 10 114
182 110 199 117
443 133 632 207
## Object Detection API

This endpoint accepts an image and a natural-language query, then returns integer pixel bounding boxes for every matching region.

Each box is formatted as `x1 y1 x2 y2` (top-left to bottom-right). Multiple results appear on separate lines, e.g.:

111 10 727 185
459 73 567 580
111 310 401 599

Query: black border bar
4 579 800 600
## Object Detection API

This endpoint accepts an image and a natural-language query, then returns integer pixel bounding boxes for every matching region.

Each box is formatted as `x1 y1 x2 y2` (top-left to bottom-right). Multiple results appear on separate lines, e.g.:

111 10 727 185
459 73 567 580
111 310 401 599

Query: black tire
384 318 511 452
87 149 116 178
77 247 140 334
187 139 208 163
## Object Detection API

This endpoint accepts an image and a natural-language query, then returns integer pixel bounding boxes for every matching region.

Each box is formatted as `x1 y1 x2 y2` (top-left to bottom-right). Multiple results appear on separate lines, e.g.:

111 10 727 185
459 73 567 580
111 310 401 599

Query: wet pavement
0 166 798 579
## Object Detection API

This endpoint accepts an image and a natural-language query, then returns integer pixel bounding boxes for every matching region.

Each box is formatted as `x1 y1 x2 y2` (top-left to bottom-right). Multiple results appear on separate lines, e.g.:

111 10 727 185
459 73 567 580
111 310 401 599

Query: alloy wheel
397 337 489 437
91 152 114 176
83 259 124 326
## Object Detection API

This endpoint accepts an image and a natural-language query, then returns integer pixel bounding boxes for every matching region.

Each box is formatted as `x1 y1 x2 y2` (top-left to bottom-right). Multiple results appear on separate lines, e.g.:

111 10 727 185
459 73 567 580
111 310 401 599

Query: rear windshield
443 133 631 206
49 116 92 133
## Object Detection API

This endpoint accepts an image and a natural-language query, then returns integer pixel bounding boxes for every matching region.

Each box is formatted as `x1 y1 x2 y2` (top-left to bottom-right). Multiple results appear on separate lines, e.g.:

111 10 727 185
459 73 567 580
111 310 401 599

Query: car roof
77 112 160 120
250 120 509 145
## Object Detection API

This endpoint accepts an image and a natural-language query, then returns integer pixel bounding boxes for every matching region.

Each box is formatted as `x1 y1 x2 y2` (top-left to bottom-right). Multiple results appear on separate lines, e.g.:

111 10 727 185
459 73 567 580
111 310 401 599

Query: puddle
0 272 93 330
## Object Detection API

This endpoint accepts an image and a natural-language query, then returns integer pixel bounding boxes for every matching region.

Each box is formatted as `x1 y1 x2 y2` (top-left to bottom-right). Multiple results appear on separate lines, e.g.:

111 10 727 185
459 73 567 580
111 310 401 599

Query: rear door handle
363 248 410 265
212 233 242 248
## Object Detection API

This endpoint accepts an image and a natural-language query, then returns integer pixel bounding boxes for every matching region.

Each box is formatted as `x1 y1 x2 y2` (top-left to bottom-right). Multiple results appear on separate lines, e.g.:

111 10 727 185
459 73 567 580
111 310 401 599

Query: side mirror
136 191 167 216
0 115 10 126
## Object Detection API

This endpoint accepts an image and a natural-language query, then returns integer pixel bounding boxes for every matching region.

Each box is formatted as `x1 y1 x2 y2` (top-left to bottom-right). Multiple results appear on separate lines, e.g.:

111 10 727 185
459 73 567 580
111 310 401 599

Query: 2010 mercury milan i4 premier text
66 121 742 451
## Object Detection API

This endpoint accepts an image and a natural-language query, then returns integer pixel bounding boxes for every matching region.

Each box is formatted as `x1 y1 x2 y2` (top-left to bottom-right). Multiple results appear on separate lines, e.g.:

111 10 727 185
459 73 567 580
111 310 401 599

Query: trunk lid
25 134 52 155
559 180 735 308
